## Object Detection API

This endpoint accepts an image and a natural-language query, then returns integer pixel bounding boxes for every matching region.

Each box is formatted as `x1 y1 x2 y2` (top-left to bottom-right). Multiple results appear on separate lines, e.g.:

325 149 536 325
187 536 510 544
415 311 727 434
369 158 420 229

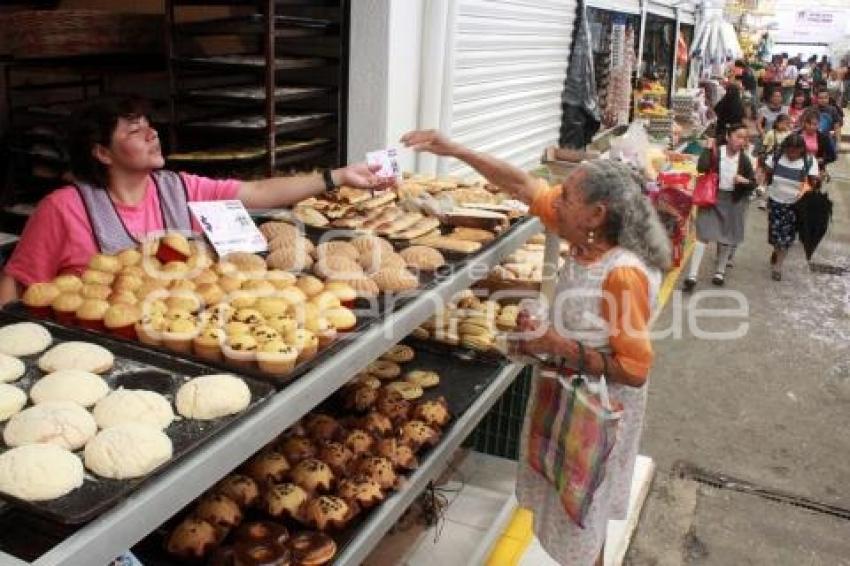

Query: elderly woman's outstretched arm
401 130 541 204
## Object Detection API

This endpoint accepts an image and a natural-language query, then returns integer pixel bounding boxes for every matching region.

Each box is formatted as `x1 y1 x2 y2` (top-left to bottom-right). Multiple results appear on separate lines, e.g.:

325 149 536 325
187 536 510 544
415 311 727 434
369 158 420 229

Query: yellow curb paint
485 223 695 565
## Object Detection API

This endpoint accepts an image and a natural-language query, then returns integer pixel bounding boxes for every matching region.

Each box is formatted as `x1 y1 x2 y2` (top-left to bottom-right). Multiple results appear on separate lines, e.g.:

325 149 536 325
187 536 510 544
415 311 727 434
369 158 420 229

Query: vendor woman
402 130 670 565
0 98 387 305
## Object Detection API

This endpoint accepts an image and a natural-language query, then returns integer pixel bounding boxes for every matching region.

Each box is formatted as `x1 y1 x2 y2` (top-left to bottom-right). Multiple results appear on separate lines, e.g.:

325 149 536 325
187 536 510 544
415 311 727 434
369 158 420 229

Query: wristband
322 169 338 193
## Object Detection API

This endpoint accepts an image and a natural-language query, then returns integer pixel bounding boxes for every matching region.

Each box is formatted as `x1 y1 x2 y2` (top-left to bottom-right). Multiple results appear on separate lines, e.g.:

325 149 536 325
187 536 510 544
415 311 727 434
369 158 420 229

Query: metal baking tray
0 311 275 525
129 347 509 565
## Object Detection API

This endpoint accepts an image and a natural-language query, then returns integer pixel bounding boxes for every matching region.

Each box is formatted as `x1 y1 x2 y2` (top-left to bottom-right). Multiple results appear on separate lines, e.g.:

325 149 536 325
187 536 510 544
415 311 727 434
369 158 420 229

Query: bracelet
322 169 338 193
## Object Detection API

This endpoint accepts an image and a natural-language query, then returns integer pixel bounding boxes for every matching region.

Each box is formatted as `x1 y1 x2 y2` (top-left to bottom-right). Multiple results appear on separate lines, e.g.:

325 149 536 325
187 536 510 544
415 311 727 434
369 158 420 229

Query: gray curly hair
575 159 672 272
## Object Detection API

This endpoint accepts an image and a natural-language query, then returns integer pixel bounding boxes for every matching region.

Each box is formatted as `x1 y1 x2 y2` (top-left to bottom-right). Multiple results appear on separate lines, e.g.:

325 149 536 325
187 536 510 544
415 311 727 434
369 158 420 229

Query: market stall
587 7 641 129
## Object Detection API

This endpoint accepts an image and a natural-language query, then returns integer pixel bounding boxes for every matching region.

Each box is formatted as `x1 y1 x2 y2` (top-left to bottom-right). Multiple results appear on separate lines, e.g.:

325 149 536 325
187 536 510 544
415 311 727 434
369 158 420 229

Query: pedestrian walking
684 124 757 290
714 84 745 143
787 90 811 128
756 113 792 209
799 107 837 185
763 133 819 280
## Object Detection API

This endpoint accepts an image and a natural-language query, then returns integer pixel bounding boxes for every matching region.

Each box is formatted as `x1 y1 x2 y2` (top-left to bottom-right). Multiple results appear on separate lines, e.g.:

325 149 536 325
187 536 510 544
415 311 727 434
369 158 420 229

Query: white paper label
188 200 268 257
366 148 402 181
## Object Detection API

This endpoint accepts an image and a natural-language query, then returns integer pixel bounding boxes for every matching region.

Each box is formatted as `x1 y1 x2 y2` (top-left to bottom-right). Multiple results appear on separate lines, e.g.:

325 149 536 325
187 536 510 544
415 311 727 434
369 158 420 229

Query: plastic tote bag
692 148 718 207
525 352 623 527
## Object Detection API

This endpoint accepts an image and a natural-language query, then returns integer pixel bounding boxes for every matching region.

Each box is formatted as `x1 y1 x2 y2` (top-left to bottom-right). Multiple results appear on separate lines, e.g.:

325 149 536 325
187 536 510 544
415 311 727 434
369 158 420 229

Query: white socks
688 241 706 280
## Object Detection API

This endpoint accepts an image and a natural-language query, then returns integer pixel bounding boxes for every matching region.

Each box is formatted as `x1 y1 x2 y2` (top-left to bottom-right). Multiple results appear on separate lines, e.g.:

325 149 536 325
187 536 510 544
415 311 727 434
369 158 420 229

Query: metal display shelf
334 363 525 565
0 217 542 566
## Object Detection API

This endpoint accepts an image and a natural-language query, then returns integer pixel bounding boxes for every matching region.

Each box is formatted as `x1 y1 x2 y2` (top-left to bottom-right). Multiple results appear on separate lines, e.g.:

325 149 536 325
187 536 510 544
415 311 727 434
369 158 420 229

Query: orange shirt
530 183 655 379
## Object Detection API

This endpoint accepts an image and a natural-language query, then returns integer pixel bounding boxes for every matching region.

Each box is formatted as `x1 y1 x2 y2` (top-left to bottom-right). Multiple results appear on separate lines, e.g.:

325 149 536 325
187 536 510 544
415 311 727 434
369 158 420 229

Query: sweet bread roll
350 234 394 257
260 222 300 242
263 482 309 522
399 420 440 450
215 474 260 508
399 246 445 271
353 456 397 490
331 276 379 298
221 253 267 275
232 523 291 566
315 241 359 262
304 496 355 531
343 428 375 455
412 397 451 429
404 369 440 389
380 344 415 363
392 217 441 241
375 437 418 470
385 381 424 400
243 451 290 484
290 458 334 493
359 250 407 274
166 517 219 560
313 256 363 280
278 435 316 464
195 493 243 531
371 268 418 292
89 254 121 274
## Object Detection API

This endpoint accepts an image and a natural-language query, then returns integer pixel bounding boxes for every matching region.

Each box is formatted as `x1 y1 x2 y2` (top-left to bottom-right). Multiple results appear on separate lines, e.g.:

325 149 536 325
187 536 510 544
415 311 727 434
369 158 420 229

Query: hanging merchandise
559 0 602 148
690 0 742 70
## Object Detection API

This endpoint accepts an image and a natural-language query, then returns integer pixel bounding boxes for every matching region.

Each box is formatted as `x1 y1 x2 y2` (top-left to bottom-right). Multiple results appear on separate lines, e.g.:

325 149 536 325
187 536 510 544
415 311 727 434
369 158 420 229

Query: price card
366 147 402 181
188 200 268 257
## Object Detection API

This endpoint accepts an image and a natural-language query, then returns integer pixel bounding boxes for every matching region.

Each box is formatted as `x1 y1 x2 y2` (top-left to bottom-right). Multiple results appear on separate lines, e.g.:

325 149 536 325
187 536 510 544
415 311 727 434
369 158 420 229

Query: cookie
380 345 415 363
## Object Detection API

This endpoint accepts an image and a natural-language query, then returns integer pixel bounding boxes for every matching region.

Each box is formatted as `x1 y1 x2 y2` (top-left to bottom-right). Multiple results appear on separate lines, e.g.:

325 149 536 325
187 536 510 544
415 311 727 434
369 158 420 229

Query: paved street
627 146 850 564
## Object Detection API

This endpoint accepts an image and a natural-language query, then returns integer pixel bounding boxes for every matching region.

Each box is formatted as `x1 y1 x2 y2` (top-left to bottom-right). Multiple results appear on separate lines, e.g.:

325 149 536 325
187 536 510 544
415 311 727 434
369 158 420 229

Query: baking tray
3 302 378 390
129 348 509 565
0 311 275 525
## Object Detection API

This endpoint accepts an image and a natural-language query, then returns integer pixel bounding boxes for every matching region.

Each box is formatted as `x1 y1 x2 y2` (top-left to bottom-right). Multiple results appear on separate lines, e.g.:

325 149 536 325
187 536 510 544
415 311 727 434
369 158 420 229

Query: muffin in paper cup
222 334 258 371
193 327 224 362
257 340 299 378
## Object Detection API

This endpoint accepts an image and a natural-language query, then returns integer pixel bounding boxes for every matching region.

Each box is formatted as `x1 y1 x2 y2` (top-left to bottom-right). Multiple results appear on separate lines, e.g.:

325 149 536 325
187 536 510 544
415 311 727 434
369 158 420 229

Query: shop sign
774 9 847 44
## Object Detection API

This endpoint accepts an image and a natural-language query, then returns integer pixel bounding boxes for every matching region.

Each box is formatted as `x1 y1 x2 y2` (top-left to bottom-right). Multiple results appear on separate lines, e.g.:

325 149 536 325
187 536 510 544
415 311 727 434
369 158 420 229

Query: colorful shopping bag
526 366 622 527
692 148 718 208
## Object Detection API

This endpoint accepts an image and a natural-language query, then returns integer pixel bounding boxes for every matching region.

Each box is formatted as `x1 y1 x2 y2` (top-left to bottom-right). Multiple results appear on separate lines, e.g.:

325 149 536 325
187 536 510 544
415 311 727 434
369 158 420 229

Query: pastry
0 443 83 501
385 381 424 401
242 279 276 295
313 255 363 280
0 384 25 422
290 458 334 493
195 493 243 530
360 411 393 437
166 517 219 561
279 435 316 464
223 334 259 371
259 221 300 242
399 246 446 271
304 495 354 531
293 206 329 227
158 234 192 262
22 282 60 317
342 385 378 413
38 341 113 374
89 253 122 274
194 327 225 362
222 252 267 276
343 428 374 455
84 423 173 479
93 389 174 430
0 322 52 357
216 474 260 508
350 234 394 257
380 344 415 363
443 208 508 230
243 451 290 484
252 325 281 344
136 313 165 346
52 274 83 294
357 191 397 210
353 456 397 490
162 318 198 354
304 414 340 442
30 369 109 408
412 234 482 254
289 532 336 566
412 397 451 428
0 354 25 384
165 293 203 314
109 290 139 306
322 281 357 308
296 275 325 298
371 268 418 292
367 360 401 380
276 286 308 307
331 275 379 298
232 523 291 566
359 249 408 274
52 293 84 325
375 437 418 470
230 292 260 310
375 388 411 422
267 247 314 272
175 374 251 420
351 372 380 389
113 274 144 293
323 307 357 332
234 520 290 547
449 226 495 243
316 441 354 476
103 303 141 340
284 329 318 363
337 475 384 509
266 270 297 290
392 217 441 241
257 340 299 377
75 298 109 331
315 241 359 261
81 283 112 301
264 482 309 522
399 420 440 449
404 369 440 389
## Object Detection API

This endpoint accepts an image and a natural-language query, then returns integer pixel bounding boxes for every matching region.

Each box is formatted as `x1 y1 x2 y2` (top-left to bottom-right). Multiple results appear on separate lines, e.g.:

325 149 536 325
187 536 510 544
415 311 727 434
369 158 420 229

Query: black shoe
771 270 782 281
683 278 697 292
711 273 725 286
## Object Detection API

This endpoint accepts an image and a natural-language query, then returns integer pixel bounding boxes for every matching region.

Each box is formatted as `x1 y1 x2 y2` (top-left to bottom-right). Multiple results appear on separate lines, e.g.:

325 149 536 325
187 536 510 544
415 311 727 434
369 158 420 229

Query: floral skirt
768 198 797 249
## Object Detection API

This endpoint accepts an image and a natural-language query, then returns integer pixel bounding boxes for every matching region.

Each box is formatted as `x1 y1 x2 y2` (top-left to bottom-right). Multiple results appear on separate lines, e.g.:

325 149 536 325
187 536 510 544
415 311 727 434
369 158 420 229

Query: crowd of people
684 54 844 289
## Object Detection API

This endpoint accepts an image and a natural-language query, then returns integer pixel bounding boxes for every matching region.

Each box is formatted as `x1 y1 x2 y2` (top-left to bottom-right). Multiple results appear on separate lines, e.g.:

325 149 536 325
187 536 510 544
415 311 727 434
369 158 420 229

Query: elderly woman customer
683 123 757 290
402 130 671 566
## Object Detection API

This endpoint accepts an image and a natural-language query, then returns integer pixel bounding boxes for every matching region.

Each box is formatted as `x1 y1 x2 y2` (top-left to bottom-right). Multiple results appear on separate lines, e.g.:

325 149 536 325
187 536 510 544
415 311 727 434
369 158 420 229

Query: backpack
766 147 812 187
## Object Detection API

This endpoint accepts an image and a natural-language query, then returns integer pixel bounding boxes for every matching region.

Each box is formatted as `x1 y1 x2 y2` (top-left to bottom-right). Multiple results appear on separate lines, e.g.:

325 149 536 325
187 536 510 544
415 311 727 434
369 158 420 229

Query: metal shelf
335 363 526 565
0 217 542 565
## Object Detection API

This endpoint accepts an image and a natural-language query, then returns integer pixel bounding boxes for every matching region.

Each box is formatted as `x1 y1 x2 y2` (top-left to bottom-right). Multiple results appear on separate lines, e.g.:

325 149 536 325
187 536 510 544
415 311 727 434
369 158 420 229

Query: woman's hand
734 174 750 184
400 130 460 157
334 163 396 191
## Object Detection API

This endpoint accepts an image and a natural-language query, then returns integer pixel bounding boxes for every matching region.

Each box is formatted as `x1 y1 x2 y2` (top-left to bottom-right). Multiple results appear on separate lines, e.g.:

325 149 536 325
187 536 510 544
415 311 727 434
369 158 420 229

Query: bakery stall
0 177 545 565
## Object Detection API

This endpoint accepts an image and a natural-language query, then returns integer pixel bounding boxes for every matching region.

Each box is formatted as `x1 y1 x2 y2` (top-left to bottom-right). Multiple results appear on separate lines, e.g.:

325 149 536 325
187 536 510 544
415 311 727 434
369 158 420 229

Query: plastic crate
466 366 533 460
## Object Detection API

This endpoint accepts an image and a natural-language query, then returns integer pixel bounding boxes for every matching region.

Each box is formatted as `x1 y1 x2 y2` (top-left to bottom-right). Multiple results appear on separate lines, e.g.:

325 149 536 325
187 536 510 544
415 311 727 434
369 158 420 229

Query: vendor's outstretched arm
237 163 389 209
0 274 19 307
401 130 540 204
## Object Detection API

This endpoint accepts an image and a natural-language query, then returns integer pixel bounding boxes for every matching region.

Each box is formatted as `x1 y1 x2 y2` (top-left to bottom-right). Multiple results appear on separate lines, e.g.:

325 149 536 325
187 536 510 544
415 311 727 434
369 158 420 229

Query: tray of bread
0 312 274 525
130 342 508 565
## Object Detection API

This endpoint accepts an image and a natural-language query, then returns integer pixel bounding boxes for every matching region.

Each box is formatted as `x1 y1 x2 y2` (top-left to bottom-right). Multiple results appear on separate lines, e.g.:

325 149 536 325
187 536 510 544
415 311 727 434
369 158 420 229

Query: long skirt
768 198 797 249
695 190 749 245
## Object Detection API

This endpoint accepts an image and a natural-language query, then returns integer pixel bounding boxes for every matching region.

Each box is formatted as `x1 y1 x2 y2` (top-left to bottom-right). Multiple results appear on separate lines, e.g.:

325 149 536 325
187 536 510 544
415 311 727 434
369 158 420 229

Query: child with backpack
763 133 819 281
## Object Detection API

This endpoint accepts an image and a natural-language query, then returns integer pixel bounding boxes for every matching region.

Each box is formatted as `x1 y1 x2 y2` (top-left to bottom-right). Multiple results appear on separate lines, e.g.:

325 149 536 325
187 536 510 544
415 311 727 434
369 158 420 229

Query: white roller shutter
443 0 578 177
587 0 640 15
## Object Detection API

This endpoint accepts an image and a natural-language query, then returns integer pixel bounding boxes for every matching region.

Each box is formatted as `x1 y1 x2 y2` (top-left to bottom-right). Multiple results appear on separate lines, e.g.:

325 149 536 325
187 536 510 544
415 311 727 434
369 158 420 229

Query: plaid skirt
768 198 797 249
